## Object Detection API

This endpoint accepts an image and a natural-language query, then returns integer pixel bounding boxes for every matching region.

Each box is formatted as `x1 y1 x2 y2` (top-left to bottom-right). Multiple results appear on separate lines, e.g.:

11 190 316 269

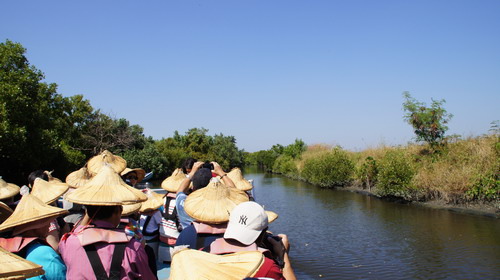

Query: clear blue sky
2 1 499 152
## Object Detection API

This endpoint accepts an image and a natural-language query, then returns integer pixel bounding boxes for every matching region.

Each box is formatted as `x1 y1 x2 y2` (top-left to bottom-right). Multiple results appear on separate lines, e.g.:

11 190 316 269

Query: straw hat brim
265 211 278 224
121 168 146 183
0 247 45 279
65 165 147 206
122 203 142 216
87 150 127 175
0 194 68 233
161 168 186 192
227 168 253 191
140 191 164 213
65 167 93 189
0 179 20 200
170 248 264 279
0 201 13 223
31 178 69 204
184 182 249 224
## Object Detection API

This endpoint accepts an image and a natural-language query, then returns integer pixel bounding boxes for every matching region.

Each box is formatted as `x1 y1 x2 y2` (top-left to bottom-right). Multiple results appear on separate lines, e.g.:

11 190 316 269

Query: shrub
356 156 378 189
272 155 299 177
376 150 415 199
466 173 499 201
301 148 354 188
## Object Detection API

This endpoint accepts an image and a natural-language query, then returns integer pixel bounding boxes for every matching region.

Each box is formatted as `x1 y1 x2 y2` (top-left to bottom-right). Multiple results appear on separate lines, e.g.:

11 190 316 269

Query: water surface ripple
245 169 500 280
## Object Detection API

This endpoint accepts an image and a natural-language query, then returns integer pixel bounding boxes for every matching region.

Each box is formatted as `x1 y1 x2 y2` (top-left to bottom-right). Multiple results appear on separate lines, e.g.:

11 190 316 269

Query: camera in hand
202 162 214 170
259 233 285 268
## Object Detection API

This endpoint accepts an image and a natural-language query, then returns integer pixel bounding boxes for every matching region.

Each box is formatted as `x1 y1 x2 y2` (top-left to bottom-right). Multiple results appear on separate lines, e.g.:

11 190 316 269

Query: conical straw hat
227 168 253 191
31 178 69 204
121 168 146 183
170 248 264 280
0 246 45 279
122 203 142 216
184 181 249 224
65 167 93 189
44 170 62 183
265 211 278 224
0 201 13 223
161 168 185 192
139 190 164 213
87 150 127 175
0 194 68 233
0 178 20 200
65 165 147 206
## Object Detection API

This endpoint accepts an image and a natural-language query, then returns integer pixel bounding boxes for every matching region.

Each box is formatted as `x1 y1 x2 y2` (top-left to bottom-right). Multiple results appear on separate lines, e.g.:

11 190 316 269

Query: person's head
85 205 123 227
182 158 197 174
223 201 269 245
191 168 212 191
28 170 48 188
122 171 138 186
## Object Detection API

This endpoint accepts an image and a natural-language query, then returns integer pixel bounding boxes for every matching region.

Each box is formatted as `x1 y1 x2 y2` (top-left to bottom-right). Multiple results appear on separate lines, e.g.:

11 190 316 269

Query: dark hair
28 170 48 187
192 168 212 190
86 205 122 220
182 158 197 174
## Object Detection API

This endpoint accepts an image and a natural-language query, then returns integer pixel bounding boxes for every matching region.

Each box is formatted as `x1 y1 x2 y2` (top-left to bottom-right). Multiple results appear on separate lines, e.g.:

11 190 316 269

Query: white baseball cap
223 201 269 245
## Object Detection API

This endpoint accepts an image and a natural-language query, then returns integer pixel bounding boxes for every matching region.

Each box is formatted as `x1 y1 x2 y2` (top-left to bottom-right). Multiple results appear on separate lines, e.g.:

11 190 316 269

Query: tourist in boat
0 194 69 280
175 161 237 230
181 157 197 175
121 167 146 188
59 165 155 279
206 201 297 280
158 168 185 263
30 177 70 253
175 172 248 250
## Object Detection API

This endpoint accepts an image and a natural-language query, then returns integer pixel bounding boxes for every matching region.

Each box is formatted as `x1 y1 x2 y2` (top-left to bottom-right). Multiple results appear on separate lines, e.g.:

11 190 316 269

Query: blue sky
1 1 499 152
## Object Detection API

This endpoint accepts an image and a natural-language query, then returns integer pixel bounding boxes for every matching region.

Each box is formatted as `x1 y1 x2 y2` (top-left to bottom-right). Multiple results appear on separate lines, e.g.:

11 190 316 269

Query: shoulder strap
84 242 127 280
164 196 181 231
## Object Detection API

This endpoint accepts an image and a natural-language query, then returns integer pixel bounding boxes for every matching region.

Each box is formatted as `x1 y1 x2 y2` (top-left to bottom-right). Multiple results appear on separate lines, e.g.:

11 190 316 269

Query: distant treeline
0 40 244 184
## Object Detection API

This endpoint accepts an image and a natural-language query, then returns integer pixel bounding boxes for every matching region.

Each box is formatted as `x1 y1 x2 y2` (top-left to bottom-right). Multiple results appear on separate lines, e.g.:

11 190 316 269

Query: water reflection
244 167 500 280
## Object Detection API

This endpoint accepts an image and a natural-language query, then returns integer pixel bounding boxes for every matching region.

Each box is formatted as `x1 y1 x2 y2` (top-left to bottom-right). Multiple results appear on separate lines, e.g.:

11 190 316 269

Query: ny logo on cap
239 215 248 225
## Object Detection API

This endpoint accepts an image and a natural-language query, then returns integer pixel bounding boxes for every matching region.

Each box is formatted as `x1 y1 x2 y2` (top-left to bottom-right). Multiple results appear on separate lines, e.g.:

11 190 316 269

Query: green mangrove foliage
402 91 453 149
301 148 354 188
0 40 245 183
375 150 416 199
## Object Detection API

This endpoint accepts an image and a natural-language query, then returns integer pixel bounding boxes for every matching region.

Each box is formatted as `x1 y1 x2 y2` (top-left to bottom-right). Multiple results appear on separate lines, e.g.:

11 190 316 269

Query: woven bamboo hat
0 201 13 223
0 178 20 200
265 210 278 223
161 168 185 192
0 194 68 233
170 248 264 280
0 246 45 279
139 189 164 213
121 168 146 183
87 150 127 175
44 170 62 183
65 165 147 206
65 167 93 189
184 181 249 224
31 178 69 204
227 168 253 191
122 203 142 216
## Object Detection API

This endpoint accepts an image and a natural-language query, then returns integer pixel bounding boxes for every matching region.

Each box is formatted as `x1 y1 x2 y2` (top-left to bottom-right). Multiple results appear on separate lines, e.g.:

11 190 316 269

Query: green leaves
402 92 453 149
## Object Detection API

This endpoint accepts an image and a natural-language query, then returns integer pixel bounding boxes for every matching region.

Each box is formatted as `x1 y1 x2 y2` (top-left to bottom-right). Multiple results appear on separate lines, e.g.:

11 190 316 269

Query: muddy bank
343 185 500 219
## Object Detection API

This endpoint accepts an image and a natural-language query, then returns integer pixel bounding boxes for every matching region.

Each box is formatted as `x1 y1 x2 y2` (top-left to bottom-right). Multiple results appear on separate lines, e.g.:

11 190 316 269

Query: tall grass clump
301 148 354 188
376 149 416 199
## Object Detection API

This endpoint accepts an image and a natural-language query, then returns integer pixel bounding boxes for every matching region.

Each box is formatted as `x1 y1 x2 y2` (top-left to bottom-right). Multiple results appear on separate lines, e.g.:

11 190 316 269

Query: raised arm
177 161 204 194
212 162 236 188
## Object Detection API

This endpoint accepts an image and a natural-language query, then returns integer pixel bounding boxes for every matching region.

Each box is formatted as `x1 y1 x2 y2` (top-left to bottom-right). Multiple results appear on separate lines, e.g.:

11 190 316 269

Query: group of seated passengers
0 153 296 279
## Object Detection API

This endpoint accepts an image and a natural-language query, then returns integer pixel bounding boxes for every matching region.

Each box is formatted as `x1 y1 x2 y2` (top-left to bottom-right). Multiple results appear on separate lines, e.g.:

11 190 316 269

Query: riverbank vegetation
0 40 244 184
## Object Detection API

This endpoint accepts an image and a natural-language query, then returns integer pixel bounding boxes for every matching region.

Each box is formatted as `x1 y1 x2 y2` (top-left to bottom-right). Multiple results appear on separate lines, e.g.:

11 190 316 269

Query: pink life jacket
0 236 41 253
192 221 227 234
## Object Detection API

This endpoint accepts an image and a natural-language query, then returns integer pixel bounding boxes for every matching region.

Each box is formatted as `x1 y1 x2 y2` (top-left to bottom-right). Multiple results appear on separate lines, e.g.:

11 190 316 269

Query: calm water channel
241 167 500 280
